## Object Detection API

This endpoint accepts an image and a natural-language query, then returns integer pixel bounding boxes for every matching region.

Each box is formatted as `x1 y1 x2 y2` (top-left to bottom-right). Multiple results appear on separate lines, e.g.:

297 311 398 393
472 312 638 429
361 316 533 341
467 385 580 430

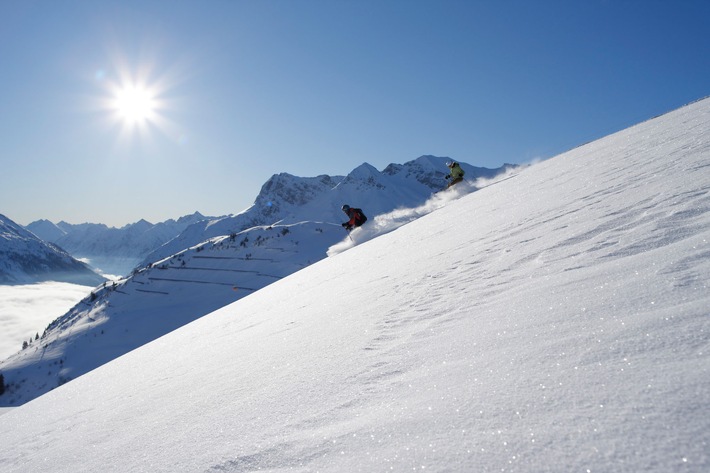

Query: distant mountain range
0 214 106 286
0 156 516 406
27 212 217 277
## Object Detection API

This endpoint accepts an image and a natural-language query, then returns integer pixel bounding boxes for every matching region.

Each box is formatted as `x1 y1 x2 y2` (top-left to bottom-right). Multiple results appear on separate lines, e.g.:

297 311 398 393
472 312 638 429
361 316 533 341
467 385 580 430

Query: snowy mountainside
143 156 512 266
27 211 214 277
0 98 707 472
0 157 514 406
0 214 106 286
0 220 347 406
140 174 345 266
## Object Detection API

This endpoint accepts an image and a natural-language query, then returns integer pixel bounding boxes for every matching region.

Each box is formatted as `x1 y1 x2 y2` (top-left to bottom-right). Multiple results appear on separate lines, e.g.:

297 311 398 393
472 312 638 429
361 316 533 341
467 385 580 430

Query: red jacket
344 208 367 227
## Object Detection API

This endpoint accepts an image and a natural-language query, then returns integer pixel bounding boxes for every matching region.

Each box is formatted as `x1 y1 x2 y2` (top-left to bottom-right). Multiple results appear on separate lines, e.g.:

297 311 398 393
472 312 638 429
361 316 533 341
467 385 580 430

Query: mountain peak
341 162 387 190
347 162 380 178
177 211 206 223
414 155 451 167
123 219 153 230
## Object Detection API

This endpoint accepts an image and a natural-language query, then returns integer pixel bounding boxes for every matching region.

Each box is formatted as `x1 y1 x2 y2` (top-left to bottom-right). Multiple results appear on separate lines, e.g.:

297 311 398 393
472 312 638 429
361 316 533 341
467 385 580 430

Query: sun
92 50 185 141
112 84 157 124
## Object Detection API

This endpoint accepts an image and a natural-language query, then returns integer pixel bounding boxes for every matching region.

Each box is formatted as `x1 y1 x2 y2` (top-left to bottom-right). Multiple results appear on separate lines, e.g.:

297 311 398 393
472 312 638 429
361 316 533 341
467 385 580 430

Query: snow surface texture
0 98 708 472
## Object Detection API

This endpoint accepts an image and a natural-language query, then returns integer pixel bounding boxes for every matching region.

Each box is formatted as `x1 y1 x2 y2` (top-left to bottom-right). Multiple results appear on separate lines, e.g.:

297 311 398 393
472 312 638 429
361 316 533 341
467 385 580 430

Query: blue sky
1 0 708 228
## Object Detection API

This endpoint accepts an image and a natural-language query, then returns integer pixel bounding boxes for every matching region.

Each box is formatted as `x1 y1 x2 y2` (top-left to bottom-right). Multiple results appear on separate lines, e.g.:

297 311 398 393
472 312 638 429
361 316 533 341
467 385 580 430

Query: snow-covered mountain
0 215 106 286
0 157 515 406
142 157 515 266
0 97 707 472
27 211 215 277
24 219 67 241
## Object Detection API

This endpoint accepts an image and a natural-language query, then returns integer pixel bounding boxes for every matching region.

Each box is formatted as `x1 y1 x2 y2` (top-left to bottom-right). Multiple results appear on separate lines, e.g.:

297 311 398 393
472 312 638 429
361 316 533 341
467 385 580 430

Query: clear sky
1 0 708 228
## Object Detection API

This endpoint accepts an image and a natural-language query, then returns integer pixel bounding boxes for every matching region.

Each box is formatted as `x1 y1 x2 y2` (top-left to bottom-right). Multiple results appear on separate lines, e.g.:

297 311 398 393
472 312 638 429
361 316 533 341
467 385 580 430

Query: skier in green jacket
445 161 465 188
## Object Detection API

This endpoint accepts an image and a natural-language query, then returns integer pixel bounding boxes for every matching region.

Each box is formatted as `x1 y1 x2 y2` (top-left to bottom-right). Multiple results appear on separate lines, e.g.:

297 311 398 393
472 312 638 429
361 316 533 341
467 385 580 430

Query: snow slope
0 221 350 406
0 157 515 407
0 98 708 472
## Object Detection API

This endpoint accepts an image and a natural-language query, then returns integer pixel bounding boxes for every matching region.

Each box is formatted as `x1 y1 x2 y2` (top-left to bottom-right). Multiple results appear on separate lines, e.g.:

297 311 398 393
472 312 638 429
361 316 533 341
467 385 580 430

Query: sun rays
93 51 182 144
102 74 166 139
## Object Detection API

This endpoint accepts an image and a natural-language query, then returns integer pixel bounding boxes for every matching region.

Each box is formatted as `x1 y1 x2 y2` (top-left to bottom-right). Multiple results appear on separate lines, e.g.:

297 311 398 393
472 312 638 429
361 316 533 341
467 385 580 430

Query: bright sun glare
113 85 156 124
95 53 182 140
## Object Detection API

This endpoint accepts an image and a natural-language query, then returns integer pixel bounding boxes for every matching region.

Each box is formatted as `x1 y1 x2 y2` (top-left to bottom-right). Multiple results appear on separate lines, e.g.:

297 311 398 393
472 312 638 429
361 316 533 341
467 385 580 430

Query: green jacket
448 162 465 180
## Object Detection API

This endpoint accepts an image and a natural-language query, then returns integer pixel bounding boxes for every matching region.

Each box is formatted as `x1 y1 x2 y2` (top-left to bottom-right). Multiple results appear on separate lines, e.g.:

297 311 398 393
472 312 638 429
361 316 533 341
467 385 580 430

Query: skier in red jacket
341 205 367 231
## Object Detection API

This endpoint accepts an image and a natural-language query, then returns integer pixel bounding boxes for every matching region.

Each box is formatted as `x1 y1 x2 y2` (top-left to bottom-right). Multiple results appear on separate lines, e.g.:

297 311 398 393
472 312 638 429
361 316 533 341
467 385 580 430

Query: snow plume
327 168 523 256
468 164 524 190
327 181 477 256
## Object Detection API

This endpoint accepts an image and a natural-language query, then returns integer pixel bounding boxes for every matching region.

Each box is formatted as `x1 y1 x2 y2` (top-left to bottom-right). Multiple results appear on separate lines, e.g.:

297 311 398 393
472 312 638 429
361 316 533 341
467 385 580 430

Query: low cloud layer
0 282 92 360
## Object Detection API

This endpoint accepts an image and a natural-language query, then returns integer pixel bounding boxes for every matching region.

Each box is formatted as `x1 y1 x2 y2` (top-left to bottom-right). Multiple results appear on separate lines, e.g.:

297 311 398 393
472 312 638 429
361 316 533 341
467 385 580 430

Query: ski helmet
445 160 454 168
342 204 350 211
